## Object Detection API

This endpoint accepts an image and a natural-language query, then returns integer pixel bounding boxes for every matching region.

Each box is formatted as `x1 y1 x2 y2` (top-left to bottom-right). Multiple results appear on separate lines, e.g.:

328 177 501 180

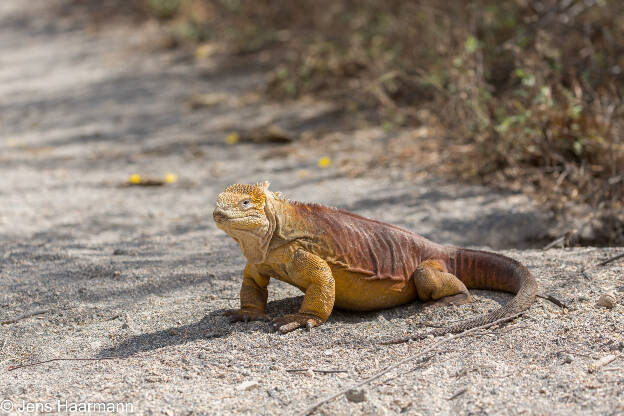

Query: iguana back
289 201 451 281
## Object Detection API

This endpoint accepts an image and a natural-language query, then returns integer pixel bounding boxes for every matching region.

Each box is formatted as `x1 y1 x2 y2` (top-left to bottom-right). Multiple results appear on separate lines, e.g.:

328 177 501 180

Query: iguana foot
414 259 473 307
224 309 269 323
271 313 322 334
423 293 473 308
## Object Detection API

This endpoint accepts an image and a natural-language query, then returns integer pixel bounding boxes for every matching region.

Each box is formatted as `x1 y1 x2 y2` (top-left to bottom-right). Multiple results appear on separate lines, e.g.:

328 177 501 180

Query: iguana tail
448 248 537 330
385 248 537 343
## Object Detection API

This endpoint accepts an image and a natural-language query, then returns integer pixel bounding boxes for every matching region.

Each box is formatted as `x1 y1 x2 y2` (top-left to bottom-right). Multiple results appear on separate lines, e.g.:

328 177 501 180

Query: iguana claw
271 314 321 334
223 309 269 323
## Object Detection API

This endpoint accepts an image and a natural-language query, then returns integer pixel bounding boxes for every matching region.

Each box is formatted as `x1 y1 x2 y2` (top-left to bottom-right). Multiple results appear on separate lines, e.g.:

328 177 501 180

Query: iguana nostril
212 208 227 222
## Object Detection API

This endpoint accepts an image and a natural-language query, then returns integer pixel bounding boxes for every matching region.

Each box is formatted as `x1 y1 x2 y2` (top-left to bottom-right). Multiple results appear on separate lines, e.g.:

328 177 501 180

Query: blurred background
5 0 624 246
66 0 623 243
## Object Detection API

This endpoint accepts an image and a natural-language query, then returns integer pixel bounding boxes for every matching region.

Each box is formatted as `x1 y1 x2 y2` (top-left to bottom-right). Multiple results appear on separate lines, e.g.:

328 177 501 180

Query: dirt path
1 1 622 415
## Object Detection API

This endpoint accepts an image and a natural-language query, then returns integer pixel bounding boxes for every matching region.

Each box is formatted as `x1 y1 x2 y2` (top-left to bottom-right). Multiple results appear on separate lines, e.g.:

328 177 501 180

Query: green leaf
495 117 513 133
568 104 583 120
465 36 479 54
514 68 527 79
521 74 536 87
573 140 583 155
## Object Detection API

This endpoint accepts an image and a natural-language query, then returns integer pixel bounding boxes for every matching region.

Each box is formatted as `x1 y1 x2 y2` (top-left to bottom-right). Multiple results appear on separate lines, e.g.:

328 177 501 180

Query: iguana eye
239 199 252 209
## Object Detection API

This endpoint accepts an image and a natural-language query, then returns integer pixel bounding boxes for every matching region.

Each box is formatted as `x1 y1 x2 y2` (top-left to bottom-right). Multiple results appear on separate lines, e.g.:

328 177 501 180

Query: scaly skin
213 182 538 335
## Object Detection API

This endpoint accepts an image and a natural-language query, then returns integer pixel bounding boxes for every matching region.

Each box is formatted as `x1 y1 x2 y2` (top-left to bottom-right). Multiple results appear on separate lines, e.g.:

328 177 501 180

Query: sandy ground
1 1 623 415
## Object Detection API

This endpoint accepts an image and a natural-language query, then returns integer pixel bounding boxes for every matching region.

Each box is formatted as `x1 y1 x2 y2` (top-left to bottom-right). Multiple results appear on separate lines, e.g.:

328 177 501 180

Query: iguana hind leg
413 259 472 306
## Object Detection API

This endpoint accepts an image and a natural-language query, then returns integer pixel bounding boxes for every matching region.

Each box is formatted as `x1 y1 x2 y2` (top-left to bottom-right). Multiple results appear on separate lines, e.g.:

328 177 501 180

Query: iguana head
213 182 277 263
213 182 270 230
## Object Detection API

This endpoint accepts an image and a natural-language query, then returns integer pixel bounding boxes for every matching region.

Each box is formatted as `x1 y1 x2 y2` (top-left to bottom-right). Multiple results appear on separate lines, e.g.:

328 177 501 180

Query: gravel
1 1 622 415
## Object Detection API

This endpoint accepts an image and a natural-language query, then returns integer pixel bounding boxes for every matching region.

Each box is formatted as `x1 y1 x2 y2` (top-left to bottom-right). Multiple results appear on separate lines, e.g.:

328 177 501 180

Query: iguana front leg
272 249 335 334
224 263 270 322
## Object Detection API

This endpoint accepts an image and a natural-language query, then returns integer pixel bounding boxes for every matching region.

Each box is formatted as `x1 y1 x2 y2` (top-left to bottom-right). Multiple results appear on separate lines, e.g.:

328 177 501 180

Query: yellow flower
194 44 215 60
317 156 331 168
226 132 239 144
164 173 178 184
129 174 141 184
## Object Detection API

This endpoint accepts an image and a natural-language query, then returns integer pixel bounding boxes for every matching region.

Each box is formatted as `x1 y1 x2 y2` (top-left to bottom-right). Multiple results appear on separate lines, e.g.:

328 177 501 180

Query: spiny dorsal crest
224 181 284 205
257 181 285 200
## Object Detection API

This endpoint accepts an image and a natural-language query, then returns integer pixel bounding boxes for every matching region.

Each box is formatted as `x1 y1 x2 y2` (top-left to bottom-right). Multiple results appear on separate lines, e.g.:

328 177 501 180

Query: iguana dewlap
213 182 537 336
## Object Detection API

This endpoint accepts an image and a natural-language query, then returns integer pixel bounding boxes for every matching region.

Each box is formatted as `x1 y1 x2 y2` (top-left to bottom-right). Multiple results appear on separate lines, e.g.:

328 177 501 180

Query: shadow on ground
97 289 511 358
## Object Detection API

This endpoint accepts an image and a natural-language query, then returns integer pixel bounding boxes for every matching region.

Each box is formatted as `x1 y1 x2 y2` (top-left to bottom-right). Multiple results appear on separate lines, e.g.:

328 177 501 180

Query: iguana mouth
213 208 262 226
212 208 229 224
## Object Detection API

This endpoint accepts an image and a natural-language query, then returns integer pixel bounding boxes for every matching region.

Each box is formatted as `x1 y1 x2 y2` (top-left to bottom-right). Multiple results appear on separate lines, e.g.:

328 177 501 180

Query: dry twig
597 252 624 267
8 357 121 372
581 266 594 281
287 368 348 374
537 294 569 309
383 312 524 345
447 388 467 400
542 230 577 250
588 353 620 373
580 251 623 292
1 309 49 325
560 350 595 359
267 388 288 406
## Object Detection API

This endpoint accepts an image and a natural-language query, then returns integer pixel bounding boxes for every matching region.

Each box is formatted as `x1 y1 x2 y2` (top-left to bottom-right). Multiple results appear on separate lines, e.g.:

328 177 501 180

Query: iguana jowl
213 182 537 336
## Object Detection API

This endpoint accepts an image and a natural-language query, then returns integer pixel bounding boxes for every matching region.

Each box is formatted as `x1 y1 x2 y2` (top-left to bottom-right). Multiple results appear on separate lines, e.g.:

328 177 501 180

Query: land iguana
213 182 537 338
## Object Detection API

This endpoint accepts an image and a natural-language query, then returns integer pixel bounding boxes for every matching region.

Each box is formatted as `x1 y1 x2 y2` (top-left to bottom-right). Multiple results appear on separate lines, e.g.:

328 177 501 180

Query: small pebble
596 293 616 309
121 323 129 329
236 380 259 391
346 389 367 403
